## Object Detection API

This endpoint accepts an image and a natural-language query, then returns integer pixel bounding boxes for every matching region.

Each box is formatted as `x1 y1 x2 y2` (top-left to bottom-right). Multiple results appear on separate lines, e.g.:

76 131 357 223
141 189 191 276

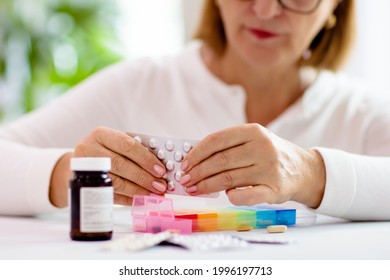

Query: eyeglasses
238 0 322 15
278 0 322 14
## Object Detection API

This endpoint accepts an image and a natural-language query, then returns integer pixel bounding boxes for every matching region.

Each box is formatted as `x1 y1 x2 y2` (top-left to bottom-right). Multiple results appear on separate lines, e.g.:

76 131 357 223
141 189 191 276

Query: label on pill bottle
80 187 113 233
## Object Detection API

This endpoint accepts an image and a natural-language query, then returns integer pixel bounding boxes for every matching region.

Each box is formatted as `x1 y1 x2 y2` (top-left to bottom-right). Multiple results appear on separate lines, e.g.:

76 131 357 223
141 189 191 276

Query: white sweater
1 42 390 220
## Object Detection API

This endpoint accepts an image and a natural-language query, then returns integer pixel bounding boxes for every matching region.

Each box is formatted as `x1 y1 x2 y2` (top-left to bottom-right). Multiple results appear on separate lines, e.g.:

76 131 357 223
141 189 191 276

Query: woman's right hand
75 126 167 206
50 127 167 208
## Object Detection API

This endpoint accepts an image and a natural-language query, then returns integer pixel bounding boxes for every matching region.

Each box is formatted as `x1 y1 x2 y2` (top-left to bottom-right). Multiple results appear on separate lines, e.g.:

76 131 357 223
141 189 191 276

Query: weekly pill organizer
131 195 315 234
106 195 311 252
126 132 218 198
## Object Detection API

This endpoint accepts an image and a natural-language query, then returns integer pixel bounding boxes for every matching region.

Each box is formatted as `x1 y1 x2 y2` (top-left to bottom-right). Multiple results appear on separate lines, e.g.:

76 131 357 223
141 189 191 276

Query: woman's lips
247 28 279 39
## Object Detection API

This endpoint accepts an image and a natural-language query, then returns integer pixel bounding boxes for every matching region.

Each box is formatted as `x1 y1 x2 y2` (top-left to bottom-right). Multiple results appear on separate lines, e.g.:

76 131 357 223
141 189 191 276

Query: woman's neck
201 45 309 126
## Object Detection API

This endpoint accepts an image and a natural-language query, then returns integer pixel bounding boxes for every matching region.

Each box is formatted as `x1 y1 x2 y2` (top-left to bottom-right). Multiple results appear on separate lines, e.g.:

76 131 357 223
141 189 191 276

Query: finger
110 152 167 193
114 193 133 206
77 143 167 193
226 185 275 206
94 127 166 178
181 125 254 171
110 171 162 197
184 166 262 195
180 143 255 187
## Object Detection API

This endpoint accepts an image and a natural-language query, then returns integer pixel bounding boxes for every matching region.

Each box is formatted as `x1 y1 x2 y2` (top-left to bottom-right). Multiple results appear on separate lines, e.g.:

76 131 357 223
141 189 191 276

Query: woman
1 0 389 220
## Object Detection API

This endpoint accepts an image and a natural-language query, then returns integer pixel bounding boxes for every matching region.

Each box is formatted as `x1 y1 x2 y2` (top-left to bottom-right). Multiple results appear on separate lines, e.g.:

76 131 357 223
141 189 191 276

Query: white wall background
116 0 185 59
342 0 390 92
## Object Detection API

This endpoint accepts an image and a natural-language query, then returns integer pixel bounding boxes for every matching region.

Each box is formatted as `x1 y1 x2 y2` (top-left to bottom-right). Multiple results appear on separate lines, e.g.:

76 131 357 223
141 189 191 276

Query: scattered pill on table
236 225 253 232
267 225 287 233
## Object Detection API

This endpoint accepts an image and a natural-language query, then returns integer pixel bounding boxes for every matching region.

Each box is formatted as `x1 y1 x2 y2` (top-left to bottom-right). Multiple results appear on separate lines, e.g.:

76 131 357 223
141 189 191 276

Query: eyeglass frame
237 0 323 15
277 0 322 14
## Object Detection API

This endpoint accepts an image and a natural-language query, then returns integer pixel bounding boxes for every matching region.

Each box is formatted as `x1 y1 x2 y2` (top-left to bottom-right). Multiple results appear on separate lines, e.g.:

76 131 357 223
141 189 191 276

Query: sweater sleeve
313 149 390 221
0 139 71 215
312 94 390 220
0 61 135 215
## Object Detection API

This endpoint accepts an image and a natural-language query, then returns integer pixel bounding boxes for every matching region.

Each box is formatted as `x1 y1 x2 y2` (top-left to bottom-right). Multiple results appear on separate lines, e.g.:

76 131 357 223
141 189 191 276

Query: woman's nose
251 0 283 19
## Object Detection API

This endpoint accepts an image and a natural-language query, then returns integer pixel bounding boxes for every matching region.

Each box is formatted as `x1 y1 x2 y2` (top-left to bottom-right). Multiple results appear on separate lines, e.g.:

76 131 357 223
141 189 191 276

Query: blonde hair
193 0 356 71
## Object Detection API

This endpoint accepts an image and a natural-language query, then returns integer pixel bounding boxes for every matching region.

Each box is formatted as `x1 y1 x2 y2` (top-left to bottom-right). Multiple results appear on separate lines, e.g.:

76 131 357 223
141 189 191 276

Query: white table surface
1 205 389 260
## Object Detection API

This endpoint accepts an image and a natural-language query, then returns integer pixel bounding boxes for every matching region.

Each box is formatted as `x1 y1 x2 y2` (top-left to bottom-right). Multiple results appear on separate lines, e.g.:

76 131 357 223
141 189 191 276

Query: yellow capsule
236 225 253 232
267 225 287 233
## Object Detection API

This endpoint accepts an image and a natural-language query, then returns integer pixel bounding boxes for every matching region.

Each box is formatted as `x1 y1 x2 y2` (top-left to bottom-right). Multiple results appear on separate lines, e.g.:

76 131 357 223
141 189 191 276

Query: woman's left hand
179 124 326 208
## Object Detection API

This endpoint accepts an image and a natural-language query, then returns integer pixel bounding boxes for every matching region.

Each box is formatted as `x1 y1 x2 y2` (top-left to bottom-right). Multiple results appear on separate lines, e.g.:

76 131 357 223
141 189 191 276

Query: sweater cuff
310 147 357 218
25 148 73 215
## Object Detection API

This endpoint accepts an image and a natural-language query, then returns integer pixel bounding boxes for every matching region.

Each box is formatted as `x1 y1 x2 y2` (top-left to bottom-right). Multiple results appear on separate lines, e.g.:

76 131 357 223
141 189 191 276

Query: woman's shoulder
102 41 204 81
65 42 205 103
312 69 390 108
300 68 390 125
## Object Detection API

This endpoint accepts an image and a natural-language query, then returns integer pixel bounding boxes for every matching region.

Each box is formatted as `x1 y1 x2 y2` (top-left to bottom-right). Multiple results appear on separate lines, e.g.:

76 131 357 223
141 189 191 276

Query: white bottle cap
70 157 111 171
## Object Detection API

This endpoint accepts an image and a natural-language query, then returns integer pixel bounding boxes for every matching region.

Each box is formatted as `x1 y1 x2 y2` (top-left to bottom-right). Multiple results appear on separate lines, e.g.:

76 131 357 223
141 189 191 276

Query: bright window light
116 0 185 59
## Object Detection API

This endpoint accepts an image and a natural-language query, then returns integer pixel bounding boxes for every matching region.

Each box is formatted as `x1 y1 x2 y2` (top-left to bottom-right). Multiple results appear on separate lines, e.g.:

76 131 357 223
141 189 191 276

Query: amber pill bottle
69 157 113 241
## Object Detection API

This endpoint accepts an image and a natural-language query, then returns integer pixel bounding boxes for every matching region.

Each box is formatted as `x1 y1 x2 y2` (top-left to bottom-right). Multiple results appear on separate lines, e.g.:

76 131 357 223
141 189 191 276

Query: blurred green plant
0 0 123 121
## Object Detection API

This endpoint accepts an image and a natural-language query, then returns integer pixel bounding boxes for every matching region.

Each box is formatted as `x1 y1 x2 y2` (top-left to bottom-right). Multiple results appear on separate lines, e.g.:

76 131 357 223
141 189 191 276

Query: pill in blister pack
127 132 219 198
166 233 248 252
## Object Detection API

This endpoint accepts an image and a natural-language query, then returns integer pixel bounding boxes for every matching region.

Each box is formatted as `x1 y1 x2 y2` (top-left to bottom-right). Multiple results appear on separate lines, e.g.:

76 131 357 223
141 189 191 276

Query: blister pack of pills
127 132 219 198
104 231 248 252
166 233 248 252
104 231 173 252
235 234 290 245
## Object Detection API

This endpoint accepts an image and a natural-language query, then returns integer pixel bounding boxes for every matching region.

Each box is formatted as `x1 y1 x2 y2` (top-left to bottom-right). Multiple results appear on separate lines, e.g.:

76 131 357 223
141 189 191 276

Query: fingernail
152 181 166 192
153 164 166 176
179 174 191 185
185 185 198 193
180 160 189 171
